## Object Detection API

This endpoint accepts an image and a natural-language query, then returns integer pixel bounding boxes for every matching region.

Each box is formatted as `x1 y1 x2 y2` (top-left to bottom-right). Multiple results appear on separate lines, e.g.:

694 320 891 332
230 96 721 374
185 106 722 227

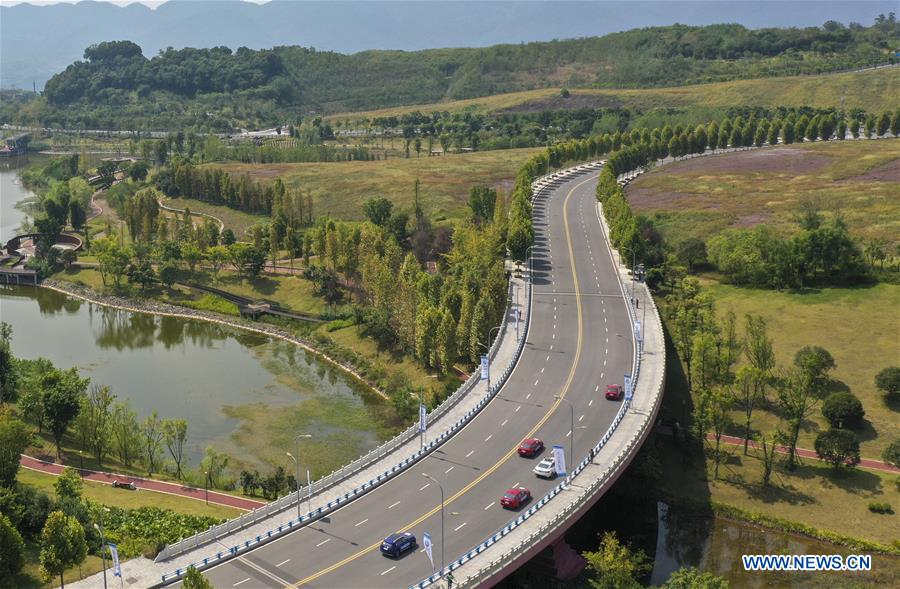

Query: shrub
882 439 900 470
822 392 865 428
875 366 900 402
867 502 893 514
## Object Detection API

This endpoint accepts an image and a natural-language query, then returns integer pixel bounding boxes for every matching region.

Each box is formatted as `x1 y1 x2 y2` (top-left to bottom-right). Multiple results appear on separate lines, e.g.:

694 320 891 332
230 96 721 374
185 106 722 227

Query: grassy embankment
328 67 900 122
638 140 900 550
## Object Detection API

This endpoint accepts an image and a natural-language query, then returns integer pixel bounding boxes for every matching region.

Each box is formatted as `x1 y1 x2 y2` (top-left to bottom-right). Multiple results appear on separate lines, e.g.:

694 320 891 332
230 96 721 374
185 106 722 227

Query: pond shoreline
38 278 391 402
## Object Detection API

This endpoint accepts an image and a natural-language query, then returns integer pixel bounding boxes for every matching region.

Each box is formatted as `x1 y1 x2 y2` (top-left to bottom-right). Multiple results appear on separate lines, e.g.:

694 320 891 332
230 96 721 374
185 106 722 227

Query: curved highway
184 169 633 588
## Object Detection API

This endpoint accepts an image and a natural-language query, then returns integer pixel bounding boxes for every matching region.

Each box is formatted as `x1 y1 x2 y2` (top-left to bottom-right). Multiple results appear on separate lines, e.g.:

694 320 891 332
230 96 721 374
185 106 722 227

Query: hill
2 0 898 90
3 18 898 131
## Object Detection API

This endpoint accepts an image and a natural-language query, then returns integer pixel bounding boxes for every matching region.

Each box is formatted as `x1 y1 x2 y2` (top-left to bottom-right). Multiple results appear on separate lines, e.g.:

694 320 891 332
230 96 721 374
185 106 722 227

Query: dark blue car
381 532 417 557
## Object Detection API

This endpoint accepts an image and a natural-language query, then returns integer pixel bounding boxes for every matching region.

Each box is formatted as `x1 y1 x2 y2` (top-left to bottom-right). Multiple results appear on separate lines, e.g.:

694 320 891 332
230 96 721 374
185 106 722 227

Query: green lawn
206 147 541 222
628 139 900 245
163 197 268 238
17 468 240 519
704 280 900 458
328 67 899 121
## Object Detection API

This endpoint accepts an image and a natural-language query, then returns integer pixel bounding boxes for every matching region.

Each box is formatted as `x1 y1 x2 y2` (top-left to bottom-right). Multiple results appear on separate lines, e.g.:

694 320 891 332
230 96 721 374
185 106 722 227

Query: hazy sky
0 0 269 6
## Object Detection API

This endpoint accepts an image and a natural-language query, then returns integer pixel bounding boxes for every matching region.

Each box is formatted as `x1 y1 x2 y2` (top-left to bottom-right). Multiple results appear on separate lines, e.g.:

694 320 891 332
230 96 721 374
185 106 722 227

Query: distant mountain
2 0 898 89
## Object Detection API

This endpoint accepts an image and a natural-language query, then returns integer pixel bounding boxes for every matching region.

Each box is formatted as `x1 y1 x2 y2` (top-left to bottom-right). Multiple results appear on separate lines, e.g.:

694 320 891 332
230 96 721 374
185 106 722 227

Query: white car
533 457 556 479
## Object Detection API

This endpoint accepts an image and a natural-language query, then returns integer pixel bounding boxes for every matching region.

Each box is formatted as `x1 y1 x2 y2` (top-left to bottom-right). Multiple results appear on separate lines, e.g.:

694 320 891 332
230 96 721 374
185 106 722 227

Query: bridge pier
550 537 586 580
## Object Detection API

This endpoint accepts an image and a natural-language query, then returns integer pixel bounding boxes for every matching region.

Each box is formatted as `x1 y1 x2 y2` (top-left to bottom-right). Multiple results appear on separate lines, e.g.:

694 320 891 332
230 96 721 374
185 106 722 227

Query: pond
1 284 395 474
1 154 44 242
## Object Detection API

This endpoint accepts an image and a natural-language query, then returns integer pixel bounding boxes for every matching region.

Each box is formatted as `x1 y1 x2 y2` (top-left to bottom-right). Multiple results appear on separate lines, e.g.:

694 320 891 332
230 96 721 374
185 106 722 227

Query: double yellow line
289 175 594 588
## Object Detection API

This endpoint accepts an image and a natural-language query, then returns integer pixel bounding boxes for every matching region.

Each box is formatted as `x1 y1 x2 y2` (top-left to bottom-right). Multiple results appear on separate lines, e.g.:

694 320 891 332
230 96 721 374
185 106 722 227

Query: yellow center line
288 174 595 588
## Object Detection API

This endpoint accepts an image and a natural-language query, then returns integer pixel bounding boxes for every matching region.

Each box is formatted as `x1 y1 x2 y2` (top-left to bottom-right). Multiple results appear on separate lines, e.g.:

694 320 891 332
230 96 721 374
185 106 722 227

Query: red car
500 487 532 509
517 438 544 457
605 384 623 401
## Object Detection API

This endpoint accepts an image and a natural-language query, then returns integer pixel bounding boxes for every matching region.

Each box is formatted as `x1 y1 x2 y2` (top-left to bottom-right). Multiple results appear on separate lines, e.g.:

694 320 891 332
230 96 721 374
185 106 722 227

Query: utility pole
286 433 313 519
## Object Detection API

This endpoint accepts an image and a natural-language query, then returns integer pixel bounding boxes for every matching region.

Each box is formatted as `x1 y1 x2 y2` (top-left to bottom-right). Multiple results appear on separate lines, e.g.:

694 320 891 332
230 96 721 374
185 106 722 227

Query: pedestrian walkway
20 454 265 511
705 433 900 473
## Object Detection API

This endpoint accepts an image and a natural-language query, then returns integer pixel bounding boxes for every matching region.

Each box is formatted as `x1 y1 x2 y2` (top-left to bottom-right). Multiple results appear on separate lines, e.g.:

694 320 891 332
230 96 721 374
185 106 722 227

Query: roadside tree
814 429 861 469
39 511 87 589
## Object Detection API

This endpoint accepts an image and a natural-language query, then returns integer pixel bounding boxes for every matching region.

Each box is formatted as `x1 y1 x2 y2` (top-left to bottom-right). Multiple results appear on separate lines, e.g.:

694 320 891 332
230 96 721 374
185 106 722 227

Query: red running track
20 454 266 511
706 434 900 473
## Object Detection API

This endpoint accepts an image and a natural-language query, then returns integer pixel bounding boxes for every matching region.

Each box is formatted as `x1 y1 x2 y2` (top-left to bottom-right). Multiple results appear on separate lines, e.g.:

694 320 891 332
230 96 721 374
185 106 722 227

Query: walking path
20 454 266 511
706 433 900 473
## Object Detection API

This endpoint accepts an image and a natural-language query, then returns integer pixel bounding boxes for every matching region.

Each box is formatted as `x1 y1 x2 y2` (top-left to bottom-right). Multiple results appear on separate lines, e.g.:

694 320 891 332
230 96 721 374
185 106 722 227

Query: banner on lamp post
634 320 642 343
624 373 633 401
480 355 489 381
552 445 567 476
423 531 434 571
109 543 121 577
419 404 427 433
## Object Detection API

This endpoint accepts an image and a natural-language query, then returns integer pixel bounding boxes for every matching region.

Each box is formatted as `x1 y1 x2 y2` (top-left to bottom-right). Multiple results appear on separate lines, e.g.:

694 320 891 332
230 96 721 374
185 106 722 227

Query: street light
286 433 313 519
78 451 84 480
421 473 445 577
93 507 110 589
203 470 209 505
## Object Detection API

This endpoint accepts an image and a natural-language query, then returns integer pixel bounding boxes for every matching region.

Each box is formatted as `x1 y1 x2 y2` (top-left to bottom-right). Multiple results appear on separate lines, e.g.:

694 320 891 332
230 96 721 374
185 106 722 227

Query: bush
882 439 900 470
875 366 900 402
822 392 865 428
868 502 893 514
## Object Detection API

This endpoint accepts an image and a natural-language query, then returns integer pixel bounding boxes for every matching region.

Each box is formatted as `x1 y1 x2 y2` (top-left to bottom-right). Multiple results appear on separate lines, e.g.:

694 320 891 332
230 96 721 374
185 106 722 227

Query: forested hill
14 18 900 131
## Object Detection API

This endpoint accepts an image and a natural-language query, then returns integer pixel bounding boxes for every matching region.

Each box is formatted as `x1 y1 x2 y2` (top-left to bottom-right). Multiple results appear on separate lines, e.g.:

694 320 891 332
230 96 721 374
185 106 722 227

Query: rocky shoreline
39 278 390 401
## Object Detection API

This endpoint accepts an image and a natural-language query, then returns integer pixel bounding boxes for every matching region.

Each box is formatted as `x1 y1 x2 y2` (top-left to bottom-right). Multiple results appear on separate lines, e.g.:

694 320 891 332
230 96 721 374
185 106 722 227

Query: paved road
706 434 900 473
180 170 633 588
20 455 265 511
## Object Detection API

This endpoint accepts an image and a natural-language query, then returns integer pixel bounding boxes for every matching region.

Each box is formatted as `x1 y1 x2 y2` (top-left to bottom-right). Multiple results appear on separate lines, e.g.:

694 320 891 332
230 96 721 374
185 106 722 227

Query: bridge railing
409 160 662 589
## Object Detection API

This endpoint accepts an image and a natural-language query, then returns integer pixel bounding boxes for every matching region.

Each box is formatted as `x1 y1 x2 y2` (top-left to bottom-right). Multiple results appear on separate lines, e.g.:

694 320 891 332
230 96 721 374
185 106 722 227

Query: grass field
17 468 240 519
703 280 900 458
207 147 541 222
628 139 900 245
328 67 900 122
163 197 268 237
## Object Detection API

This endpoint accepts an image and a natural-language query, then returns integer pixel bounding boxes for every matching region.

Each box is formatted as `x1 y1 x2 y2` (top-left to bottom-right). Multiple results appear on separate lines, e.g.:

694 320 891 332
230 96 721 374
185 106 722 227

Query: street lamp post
78 451 84 480
203 471 209 505
421 473 445 577
554 395 575 467
93 507 110 589
286 433 312 519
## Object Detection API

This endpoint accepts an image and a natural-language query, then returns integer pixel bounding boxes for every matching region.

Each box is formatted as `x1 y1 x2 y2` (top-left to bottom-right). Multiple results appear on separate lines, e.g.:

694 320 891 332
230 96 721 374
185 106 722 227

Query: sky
0 0 270 6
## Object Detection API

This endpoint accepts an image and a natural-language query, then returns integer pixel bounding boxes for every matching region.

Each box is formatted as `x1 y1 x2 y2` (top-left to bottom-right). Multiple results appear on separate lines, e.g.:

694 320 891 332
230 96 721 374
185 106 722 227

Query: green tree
363 197 393 226
181 243 203 276
874 366 900 402
676 238 707 273
158 261 178 288
163 418 189 479
53 467 83 502
755 430 782 486
468 296 494 364
111 401 140 467
583 531 650 589
875 111 890 136
775 368 817 470
141 411 165 475
200 446 229 489
814 429 860 469
182 566 214 589
42 368 89 459
0 322 15 404
662 567 729 588
0 409 31 487
85 385 115 467
793 345 836 395
39 511 87 588
822 392 865 429
436 308 458 374
881 438 900 471
0 512 25 579
206 245 229 281
733 366 767 455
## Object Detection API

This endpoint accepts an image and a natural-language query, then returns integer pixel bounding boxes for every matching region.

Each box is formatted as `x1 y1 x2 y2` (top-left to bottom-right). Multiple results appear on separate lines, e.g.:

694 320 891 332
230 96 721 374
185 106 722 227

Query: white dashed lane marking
388 501 401 509
354 518 369 527
454 522 468 532
316 538 331 547
381 566 396 576
419 483 430 491
276 559 290 568
445 466 455 474
234 579 250 587
485 434 493 442
465 450 474 458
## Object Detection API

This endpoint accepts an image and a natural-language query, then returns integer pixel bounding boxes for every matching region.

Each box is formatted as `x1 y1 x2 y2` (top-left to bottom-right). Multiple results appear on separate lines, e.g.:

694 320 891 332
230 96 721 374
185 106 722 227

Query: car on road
605 384 623 401
111 480 136 490
381 532 417 558
500 487 532 509
533 457 556 479
517 438 544 457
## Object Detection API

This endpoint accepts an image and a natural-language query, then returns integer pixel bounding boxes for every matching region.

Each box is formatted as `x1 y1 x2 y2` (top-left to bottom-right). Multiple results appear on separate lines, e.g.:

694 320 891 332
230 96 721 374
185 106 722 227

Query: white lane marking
381 566 396 576
419 483 430 491
589 399 594 407
541 367 545 374
454 522 468 532
512 481 520 488
515 406 521 412
234 579 251 587
276 559 291 567
604 359 608 366
549 345 554 351
566 430 572 437
601 372 604 379
388 500 401 509
465 450 474 458
316 538 331 547
445 466 455 474
526 393 532 400
534 379 540 386
355 518 369 527
579 414 585 422
553 324 557 330
606 337 609 343
485 434 493 442
501 419 509 427
552 334 556 339
595 385 600 392
546 355 550 361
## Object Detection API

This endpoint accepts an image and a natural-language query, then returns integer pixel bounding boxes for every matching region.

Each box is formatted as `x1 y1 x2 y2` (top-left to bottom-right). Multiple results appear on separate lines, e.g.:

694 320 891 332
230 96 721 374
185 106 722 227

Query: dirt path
707 433 899 473
20 454 266 511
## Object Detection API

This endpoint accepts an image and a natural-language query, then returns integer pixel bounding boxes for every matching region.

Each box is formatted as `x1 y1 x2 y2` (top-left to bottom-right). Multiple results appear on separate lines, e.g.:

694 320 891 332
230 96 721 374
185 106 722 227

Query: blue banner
419 404 427 433
480 355 489 381
624 373 633 401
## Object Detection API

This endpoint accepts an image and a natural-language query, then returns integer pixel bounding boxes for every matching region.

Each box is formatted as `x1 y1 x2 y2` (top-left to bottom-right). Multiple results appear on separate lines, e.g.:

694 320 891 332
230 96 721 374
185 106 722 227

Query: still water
1 154 43 242
1 156 392 474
